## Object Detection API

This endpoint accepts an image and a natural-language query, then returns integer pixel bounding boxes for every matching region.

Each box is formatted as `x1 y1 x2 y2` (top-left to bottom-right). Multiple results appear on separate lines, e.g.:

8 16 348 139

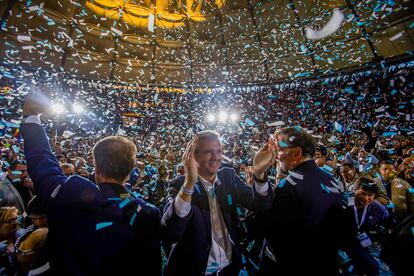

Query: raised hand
245 166 254 186
23 92 51 117
183 135 199 188
253 138 277 179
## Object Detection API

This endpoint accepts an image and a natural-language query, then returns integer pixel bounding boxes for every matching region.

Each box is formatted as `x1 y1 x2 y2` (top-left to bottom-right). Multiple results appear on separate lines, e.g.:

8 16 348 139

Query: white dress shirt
174 174 269 274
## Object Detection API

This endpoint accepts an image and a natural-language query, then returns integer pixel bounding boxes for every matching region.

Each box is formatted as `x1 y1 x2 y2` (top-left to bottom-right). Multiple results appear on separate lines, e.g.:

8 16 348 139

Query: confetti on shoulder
96 222 113 231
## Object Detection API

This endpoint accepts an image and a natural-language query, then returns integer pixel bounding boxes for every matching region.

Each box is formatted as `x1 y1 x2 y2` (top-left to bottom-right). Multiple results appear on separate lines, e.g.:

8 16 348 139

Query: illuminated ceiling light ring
85 2 121 20
91 0 122 9
189 13 207 22
215 0 225 8
86 0 226 29
122 15 148 28
124 5 151 17
157 12 186 22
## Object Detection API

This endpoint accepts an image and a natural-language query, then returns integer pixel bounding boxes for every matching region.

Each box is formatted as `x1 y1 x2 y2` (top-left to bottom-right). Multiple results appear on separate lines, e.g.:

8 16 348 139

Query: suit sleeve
375 180 390 206
20 123 67 202
233 170 273 212
406 185 414 215
160 177 193 244
246 184 297 238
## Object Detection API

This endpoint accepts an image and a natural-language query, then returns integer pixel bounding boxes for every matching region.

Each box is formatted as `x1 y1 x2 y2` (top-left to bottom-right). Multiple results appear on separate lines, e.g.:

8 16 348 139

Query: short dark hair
195 130 220 154
380 160 394 167
27 196 46 215
93 136 137 182
316 146 328 157
9 160 26 171
276 127 316 158
357 177 379 194
341 162 355 168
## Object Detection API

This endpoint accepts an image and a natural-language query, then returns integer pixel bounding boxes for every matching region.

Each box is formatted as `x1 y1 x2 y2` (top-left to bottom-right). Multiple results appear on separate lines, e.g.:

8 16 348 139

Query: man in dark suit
20 94 161 275
253 127 344 275
161 130 275 275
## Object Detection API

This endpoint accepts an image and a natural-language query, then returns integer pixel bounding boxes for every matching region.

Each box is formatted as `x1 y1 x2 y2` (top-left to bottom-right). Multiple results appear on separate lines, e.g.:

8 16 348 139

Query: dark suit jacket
251 160 344 275
161 167 272 275
21 123 161 275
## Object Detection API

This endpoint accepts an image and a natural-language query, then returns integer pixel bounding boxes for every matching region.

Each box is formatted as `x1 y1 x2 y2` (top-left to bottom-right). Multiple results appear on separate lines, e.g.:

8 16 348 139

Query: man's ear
94 164 100 176
294 147 303 161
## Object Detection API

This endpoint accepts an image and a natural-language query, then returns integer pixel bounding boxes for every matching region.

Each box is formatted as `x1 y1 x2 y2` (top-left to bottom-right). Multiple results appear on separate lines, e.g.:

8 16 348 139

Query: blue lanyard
353 205 368 230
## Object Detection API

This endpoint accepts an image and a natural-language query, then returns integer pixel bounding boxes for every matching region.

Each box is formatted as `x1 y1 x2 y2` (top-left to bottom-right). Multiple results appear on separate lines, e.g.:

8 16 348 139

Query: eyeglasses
4 215 22 224
15 246 37 257
30 215 47 221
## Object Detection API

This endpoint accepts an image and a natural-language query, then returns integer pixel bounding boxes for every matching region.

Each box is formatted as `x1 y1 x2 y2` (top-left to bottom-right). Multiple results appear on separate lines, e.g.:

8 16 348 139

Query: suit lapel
192 180 212 237
215 171 233 231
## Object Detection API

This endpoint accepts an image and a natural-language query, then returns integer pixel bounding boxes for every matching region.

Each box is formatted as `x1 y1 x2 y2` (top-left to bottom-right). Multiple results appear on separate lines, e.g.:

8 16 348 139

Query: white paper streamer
306 9 345 40
148 13 155 32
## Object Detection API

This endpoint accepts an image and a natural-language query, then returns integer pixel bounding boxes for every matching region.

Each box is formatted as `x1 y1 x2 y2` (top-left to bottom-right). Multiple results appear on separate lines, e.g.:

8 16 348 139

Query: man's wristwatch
253 173 267 183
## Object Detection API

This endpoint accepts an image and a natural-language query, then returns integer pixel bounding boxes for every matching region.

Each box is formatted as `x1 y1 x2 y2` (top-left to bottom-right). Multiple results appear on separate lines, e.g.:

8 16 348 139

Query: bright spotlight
73 104 84 114
52 103 65 114
207 113 215 122
218 111 228 122
230 113 238 122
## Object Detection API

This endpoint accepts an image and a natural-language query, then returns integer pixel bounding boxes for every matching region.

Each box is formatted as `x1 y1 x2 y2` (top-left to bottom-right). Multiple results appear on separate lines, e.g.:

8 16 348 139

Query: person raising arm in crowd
20 93 162 275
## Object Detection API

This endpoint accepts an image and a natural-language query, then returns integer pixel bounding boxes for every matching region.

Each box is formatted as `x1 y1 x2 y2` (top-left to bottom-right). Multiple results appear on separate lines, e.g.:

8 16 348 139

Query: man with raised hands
161 130 275 275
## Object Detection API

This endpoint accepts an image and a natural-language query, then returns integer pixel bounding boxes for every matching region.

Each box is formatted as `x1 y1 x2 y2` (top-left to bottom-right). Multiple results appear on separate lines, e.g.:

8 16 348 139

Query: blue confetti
130 212 137 226
321 165 334 173
227 194 233 206
244 118 255 126
119 198 130 208
278 178 286 188
96 222 113 230
194 184 201 194
300 44 307 53
279 140 289 148
383 132 397 137
320 183 331 193
108 197 121 201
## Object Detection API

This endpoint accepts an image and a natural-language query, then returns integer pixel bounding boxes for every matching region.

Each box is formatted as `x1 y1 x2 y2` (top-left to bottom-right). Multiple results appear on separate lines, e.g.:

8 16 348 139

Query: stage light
218 111 228 122
73 104 84 114
52 103 65 114
207 113 216 122
230 113 238 122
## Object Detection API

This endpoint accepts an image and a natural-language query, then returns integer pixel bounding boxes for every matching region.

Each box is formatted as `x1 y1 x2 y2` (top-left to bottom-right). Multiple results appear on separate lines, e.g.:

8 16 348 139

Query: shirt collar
98 182 130 199
198 175 220 191
293 159 317 172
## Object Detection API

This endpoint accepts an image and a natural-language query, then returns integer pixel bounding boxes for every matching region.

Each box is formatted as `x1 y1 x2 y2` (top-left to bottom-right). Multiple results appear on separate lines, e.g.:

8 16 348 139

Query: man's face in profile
275 134 297 173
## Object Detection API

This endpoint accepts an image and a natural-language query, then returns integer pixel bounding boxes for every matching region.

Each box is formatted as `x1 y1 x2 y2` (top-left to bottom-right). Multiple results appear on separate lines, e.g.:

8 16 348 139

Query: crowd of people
0 60 413 275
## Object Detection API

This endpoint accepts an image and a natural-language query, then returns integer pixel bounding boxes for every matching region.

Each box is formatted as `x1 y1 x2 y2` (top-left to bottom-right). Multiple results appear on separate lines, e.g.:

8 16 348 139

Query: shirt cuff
254 181 269 196
174 194 191 218
24 115 41 125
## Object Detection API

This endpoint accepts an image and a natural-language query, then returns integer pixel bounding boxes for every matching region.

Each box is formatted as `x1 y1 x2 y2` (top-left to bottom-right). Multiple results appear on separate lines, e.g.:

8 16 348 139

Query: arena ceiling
0 0 413 86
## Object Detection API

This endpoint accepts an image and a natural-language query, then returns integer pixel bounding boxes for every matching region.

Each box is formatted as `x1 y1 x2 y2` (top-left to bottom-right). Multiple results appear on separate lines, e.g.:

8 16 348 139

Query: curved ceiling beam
344 0 381 60
246 0 270 83
61 0 89 70
109 0 127 79
216 8 232 84
287 0 317 74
